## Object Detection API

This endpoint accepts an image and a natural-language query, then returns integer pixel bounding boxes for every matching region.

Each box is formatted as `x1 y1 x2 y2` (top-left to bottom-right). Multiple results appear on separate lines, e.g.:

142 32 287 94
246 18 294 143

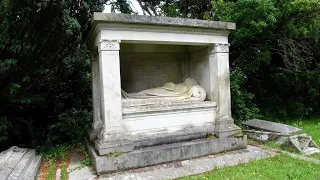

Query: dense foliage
156 0 320 120
0 0 319 151
0 0 132 151
207 0 320 119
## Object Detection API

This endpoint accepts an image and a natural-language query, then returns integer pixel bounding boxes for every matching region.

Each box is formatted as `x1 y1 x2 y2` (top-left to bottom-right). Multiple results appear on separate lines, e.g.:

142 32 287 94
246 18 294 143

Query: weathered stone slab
92 13 236 30
70 145 274 180
244 130 290 145
0 146 27 180
0 146 41 180
23 155 41 180
7 149 35 180
122 101 216 115
86 136 247 174
242 119 302 135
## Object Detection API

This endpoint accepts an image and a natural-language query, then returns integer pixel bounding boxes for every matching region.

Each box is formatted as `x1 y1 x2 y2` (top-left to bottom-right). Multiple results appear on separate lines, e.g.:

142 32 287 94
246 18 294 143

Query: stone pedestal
86 13 246 174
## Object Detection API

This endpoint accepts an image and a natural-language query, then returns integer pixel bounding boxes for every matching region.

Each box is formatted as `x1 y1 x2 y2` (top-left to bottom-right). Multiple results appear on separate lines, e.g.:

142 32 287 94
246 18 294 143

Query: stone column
95 39 133 155
208 44 241 138
89 52 102 141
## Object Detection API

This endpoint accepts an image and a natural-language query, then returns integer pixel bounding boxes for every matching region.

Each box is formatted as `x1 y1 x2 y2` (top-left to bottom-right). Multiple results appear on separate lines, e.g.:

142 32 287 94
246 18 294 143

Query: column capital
98 40 121 52
208 43 230 54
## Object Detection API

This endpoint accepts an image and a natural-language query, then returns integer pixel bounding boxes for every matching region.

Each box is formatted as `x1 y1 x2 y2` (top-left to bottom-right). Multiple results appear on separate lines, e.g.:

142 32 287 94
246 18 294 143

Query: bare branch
273 38 314 70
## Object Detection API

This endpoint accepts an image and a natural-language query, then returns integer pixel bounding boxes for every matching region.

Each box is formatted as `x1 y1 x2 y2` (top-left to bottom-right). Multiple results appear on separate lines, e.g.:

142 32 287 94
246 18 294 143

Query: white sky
103 0 144 15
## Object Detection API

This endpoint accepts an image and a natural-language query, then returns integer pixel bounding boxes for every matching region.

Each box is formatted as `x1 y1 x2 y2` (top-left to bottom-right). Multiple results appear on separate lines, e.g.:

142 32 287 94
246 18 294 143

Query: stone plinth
86 13 244 174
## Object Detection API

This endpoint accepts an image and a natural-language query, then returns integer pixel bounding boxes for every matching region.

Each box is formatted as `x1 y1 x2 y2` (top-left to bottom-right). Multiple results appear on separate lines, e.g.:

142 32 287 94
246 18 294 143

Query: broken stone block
242 119 302 135
290 134 320 155
244 130 290 145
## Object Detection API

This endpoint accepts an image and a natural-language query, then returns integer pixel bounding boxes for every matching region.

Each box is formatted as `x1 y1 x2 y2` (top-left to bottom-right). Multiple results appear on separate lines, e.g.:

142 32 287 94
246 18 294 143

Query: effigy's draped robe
121 78 207 106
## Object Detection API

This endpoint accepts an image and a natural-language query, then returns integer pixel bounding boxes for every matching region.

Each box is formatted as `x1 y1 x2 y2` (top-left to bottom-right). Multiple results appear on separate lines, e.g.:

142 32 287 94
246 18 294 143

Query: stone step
22 155 42 180
7 149 36 180
0 147 27 180
0 147 42 180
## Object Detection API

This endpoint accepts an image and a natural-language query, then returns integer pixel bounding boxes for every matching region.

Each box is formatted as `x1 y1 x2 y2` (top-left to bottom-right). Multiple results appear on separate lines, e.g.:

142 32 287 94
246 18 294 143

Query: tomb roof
92 13 235 30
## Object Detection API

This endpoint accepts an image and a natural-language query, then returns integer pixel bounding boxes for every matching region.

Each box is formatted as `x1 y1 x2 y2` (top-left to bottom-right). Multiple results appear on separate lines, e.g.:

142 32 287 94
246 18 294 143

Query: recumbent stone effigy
86 13 247 174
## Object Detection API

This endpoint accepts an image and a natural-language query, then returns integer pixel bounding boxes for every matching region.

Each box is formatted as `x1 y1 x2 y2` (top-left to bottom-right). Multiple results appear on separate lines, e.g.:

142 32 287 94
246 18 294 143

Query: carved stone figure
122 77 206 101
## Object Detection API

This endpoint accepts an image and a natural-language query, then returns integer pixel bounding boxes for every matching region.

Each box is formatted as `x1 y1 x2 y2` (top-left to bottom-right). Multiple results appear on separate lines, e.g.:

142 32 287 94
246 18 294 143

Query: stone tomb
86 13 246 174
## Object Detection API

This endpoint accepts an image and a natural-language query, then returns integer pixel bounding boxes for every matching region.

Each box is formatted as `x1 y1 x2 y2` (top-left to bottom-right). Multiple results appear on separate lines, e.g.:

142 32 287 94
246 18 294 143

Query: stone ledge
92 13 236 30
123 101 216 116
86 136 247 175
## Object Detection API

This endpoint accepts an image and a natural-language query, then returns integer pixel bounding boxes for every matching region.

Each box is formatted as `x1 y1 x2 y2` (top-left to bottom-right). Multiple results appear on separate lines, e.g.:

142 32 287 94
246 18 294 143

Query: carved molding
208 43 230 54
98 40 121 52
97 23 231 37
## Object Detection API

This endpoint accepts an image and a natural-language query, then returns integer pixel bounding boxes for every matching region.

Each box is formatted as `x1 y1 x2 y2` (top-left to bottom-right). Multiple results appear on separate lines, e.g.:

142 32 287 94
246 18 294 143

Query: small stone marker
241 119 302 135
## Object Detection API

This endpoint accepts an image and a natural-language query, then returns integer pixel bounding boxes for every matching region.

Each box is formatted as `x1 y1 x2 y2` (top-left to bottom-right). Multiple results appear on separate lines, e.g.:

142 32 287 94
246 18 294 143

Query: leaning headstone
241 119 302 135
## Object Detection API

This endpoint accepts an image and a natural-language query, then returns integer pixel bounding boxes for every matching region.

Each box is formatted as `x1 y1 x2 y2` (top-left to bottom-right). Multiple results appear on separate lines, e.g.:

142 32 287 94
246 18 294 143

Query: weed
47 160 56 180
61 168 68 180
41 144 70 161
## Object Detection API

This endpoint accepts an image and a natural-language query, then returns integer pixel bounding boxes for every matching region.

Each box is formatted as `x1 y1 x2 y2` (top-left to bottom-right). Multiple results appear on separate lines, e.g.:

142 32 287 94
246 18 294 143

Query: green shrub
40 109 92 152
0 117 10 143
230 69 261 123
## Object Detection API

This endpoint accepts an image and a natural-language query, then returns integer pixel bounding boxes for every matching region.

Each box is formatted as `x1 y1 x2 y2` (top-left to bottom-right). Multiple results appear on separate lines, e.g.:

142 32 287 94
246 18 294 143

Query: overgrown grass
264 141 300 154
40 144 70 161
285 118 320 146
179 154 320 180
40 144 73 180
47 160 56 180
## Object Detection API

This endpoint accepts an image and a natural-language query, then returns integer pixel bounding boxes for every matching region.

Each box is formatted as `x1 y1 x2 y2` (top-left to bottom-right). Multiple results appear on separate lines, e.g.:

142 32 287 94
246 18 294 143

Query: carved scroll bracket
98 40 121 52
208 43 230 54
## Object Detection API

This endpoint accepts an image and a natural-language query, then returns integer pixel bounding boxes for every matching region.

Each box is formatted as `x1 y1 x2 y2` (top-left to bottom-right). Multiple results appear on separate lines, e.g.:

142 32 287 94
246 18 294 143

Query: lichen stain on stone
233 133 244 138
205 133 216 139
211 91 216 101
105 152 124 157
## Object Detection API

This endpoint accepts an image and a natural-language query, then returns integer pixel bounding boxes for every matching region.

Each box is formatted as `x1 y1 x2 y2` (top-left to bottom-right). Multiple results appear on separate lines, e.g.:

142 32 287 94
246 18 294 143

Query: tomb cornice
87 13 236 50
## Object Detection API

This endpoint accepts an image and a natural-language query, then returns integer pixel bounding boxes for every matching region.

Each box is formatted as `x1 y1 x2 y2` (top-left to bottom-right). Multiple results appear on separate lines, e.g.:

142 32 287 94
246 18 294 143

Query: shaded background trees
159 0 320 120
0 0 130 151
0 0 319 151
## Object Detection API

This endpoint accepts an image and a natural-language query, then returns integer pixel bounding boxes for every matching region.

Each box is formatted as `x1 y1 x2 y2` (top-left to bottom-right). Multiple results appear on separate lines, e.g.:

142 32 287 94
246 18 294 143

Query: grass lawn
179 154 320 180
179 118 320 180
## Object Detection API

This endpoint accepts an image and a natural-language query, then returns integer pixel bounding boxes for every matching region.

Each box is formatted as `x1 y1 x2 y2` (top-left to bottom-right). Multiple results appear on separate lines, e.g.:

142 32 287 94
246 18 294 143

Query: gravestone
242 119 319 155
241 119 302 135
86 13 246 174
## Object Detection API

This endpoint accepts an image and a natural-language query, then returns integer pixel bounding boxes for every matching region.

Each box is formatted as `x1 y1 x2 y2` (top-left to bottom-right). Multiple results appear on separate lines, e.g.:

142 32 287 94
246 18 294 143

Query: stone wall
120 44 188 92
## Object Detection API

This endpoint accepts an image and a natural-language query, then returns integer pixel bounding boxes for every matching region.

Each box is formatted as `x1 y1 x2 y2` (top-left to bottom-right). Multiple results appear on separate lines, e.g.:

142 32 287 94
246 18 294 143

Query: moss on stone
105 152 123 157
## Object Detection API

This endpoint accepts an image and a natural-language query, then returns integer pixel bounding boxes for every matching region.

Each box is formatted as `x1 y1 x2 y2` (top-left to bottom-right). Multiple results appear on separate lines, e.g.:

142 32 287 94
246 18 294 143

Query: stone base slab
86 136 247 175
214 124 242 138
